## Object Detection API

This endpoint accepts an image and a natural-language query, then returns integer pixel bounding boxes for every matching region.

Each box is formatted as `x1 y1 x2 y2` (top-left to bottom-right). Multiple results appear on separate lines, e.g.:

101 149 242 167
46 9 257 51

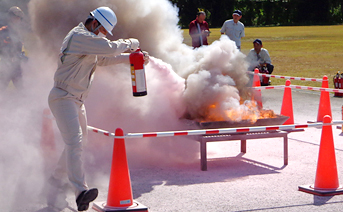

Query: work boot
76 188 98 211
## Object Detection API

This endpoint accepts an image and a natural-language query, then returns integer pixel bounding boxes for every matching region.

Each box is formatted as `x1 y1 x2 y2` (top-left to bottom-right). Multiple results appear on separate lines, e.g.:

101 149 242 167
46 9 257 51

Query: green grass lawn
183 25 343 88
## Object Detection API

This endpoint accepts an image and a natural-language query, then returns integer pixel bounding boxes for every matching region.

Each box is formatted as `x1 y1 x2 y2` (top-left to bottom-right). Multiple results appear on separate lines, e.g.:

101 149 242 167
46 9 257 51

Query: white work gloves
119 38 149 64
128 38 139 52
202 30 210 37
142 51 150 65
119 38 140 52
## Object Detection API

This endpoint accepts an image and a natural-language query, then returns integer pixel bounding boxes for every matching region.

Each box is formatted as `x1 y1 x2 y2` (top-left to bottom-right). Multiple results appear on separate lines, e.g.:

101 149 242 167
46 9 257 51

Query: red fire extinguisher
259 65 270 86
129 48 147 97
334 71 340 89
339 73 343 97
334 71 343 97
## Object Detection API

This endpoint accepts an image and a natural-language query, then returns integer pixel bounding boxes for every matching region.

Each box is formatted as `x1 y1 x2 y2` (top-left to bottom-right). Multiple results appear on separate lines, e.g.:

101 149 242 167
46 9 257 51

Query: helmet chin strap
88 15 102 33
92 23 102 33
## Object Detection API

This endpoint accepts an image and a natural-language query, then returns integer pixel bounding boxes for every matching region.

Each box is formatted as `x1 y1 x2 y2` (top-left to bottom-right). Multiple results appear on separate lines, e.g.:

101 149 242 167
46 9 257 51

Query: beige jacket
53 22 131 102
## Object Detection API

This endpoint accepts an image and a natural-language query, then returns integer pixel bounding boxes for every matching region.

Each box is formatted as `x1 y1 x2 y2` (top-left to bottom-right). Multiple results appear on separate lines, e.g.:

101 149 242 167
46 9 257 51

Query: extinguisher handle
141 50 150 65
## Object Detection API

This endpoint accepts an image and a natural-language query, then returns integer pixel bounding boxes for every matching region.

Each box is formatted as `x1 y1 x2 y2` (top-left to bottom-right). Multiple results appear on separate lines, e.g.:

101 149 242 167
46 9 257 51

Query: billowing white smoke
0 0 249 210
182 36 249 121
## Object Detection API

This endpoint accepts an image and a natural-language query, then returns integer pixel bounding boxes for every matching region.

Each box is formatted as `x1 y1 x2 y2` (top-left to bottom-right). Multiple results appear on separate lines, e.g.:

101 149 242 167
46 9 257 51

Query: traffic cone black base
93 200 148 212
298 185 343 196
300 115 342 196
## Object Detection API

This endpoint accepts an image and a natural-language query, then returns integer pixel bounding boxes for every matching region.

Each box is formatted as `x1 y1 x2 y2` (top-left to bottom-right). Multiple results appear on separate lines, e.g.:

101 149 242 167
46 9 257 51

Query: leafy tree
169 0 341 28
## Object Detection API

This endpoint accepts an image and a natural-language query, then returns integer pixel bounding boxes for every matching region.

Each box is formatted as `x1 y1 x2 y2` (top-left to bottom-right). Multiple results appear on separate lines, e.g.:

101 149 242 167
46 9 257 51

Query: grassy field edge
183 25 343 88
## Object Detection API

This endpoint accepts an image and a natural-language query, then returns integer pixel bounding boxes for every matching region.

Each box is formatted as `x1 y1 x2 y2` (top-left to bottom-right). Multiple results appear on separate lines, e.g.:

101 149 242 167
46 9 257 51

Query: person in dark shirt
189 11 210 48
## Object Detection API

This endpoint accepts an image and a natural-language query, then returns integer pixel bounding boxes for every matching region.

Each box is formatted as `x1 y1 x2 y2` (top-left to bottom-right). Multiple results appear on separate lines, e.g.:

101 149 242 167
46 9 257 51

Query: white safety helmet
8 6 24 19
91 7 117 36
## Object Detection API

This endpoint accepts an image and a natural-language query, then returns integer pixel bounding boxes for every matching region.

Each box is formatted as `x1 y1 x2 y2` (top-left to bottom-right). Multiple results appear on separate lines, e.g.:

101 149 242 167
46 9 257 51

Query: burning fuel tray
197 115 289 129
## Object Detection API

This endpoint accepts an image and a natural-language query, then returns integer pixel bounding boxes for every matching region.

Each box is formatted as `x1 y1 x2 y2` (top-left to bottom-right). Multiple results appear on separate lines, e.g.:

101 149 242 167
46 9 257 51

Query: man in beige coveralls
47 6 149 211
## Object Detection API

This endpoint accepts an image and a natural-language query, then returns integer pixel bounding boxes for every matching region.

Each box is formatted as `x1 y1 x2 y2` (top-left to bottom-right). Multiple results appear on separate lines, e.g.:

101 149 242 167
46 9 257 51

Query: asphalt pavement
32 88 343 212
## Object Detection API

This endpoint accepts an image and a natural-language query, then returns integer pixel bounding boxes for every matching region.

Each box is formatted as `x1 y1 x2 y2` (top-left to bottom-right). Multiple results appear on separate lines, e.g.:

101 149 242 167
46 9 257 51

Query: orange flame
205 100 275 123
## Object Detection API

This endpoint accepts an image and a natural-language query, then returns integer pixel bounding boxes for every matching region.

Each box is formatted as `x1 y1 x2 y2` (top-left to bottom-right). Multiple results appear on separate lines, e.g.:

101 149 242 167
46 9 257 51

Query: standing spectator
189 11 210 48
220 10 245 50
0 6 27 92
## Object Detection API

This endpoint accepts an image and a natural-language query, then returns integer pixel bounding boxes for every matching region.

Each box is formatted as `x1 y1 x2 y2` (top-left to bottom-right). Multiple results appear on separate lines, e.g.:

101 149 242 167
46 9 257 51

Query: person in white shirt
220 10 245 50
247 39 274 86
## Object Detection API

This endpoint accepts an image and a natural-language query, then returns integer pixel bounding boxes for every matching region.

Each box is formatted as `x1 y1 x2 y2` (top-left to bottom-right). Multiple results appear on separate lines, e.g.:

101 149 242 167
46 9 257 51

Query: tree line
169 0 343 28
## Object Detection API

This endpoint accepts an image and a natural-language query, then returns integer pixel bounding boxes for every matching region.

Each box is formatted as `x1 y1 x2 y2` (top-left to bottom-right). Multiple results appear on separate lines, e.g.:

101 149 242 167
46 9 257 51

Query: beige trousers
48 87 88 196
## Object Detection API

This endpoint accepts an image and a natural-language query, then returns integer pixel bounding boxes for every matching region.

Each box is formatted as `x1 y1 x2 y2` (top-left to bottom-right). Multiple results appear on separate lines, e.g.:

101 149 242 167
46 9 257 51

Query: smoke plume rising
0 0 249 210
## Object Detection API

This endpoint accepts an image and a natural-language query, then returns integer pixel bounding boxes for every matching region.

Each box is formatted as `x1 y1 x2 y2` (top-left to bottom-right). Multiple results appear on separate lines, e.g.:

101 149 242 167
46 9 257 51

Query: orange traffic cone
107 128 133 207
40 108 56 168
92 128 148 212
252 68 261 87
299 115 343 196
280 80 293 125
252 68 263 109
317 76 332 122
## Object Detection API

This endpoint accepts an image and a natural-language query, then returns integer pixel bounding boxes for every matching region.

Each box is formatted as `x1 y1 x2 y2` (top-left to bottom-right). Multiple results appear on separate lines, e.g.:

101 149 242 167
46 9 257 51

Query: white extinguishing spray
129 48 147 97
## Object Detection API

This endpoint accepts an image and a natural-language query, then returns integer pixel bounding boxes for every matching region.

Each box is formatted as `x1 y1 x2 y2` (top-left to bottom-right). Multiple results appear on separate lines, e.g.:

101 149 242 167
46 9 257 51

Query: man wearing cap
189 11 210 48
247 39 274 85
47 6 149 211
0 6 27 91
220 10 245 50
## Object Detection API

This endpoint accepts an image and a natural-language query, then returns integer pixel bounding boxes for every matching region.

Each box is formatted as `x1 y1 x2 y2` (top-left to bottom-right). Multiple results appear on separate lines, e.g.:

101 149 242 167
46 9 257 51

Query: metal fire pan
197 115 289 129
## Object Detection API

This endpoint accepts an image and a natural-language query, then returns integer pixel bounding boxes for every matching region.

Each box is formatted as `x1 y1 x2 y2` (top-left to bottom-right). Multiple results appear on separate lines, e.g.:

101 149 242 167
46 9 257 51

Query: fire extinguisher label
135 69 146 92
130 66 136 92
